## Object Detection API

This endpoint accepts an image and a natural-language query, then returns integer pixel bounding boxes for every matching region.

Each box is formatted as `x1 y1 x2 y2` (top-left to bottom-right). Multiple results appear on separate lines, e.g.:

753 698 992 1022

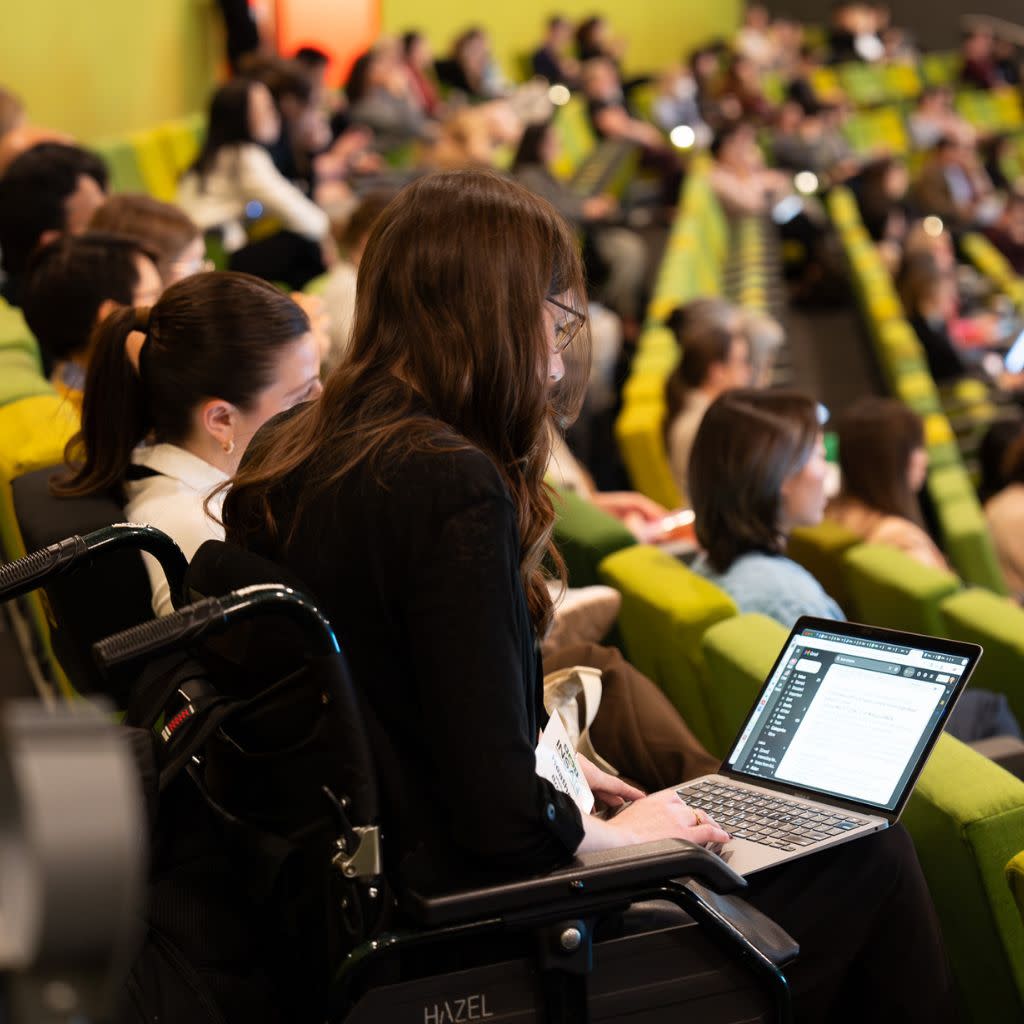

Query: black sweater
239 428 584 892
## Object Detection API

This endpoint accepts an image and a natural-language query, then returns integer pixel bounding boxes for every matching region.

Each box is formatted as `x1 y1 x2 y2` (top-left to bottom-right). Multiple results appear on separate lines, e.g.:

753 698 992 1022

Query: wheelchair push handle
93 583 340 671
0 524 189 608
0 535 88 603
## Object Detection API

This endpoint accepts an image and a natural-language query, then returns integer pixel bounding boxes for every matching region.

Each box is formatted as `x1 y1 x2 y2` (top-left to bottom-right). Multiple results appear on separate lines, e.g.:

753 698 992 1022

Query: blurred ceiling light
670 124 696 149
548 84 571 106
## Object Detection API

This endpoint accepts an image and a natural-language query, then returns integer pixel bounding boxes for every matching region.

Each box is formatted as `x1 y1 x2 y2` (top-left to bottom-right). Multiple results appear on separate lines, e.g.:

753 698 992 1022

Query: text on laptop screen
726 627 968 811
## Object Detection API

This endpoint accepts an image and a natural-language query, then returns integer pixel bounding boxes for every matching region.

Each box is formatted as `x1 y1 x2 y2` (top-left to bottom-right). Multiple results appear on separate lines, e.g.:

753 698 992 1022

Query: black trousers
727 825 955 1023
228 230 324 291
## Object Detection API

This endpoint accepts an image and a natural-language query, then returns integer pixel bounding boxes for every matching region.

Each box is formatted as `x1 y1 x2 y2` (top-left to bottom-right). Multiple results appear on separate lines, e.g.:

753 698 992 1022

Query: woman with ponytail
54 271 322 615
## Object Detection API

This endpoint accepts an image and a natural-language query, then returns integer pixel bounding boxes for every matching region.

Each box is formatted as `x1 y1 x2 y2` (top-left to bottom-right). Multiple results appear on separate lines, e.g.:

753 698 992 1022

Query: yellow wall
3 2 742 142
381 0 743 79
2 1 221 142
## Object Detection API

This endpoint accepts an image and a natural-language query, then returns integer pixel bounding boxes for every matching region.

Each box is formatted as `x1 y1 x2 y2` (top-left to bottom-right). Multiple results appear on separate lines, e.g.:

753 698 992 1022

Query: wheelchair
0 526 799 1024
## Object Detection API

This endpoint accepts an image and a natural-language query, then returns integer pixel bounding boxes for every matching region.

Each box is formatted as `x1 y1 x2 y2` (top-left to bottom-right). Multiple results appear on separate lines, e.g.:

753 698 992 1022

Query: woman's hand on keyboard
602 788 731 848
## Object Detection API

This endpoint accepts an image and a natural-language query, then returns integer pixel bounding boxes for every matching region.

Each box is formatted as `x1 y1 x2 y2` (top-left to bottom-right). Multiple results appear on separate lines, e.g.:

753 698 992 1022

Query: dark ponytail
55 271 310 500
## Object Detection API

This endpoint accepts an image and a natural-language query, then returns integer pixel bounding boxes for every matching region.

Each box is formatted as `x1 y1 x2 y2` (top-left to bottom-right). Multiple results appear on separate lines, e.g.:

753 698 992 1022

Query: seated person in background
651 64 709 144
907 87 975 151
853 156 911 243
53 271 322 616
434 27 508 101
980 418 1024 598
734 4 780 71
984 192 1024 274
402 31 442 117
719 54 775 123
531 15 580 88
346 42 435 155
177 79 329 290
901 252 1022 389
913 137 999 231
708 122 791 217
0 142 107 307
322 190 393 370
581 58 665 150
513 120 647 328
785 45 830 116
772 100 858 180
826 397 949 570
89 194 207 288
575 15 626 67
248 57 331 190
20 233 162 402
961 28 1004 90
689 389 843 624
663 299 751 503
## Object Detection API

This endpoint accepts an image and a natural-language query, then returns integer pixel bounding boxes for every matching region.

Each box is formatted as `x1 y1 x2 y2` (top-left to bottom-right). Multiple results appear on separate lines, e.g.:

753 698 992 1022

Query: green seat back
163 113 204 177
940 588 1024 726
1008 851 1024 927
700 613 787 756
130 127 179 201
787 521 862 615
933 494 1008 595
93 138 148 194
552 489 636 589
904 734 1024 1022
841 543 960 634
614 401 682 509
598 545 736 751
0 303 52 407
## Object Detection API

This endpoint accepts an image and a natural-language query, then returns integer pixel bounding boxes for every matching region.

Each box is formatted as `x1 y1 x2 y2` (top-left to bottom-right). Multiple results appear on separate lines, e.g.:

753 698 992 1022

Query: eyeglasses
546 295 586 353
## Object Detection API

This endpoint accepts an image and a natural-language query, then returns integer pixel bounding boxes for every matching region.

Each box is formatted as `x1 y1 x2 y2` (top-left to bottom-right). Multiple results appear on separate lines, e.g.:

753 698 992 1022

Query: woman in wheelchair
53 271 323 616
222 170 954 1022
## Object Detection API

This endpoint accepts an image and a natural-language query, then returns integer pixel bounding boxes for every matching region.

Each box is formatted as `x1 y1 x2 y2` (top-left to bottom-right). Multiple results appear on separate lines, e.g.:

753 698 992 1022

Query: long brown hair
834 397 924 520
223 169 591 632
690 389 820 573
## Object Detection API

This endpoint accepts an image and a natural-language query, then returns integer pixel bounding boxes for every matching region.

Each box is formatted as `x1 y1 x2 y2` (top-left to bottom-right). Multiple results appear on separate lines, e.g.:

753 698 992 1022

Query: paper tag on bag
535 708 594 815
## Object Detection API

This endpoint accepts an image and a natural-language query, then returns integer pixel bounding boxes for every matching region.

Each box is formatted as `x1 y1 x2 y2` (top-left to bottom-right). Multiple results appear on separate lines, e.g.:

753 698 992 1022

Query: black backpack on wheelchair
0 529 800 1024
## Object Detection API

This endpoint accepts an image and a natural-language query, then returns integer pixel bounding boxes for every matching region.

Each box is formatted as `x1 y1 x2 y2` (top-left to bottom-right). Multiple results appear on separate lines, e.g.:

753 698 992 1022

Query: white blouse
124 443 229 617
177 143 329 251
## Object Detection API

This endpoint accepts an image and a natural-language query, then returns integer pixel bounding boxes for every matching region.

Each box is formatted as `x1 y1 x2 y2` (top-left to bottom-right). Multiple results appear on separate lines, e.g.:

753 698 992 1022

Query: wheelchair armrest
406 838 746 928
678 879 800 968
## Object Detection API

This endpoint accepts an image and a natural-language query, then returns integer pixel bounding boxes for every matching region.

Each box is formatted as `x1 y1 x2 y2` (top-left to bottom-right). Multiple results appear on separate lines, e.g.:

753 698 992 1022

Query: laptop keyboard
676 780 869 852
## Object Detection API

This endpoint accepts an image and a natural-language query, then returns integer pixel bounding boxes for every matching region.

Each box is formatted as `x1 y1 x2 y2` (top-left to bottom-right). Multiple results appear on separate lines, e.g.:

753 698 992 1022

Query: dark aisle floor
780 302 886 417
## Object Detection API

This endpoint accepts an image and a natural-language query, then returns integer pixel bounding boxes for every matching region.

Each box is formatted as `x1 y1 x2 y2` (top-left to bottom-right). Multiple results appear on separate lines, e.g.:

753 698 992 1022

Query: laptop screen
725 620 977 812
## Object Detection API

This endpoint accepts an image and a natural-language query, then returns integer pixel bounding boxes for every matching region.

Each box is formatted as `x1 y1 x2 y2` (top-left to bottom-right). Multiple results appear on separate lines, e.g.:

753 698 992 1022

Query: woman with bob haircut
225 171 955 1022
826 397 948 570
689 388 842 624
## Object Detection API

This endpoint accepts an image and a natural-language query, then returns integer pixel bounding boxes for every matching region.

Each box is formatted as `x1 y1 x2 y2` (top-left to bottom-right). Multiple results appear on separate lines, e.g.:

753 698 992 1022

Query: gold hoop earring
223 439 236 456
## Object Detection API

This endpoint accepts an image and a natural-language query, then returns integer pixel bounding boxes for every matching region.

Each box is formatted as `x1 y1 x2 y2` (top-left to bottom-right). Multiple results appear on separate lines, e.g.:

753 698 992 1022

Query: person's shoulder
728 551 822 593
389 436 511 509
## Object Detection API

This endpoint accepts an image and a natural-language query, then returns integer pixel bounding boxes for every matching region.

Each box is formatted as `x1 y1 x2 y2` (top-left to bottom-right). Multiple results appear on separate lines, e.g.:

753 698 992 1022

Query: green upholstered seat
92 137 148 193
700 613 787 756
933 494 1009 595
787 521 862 616
1008 851 1024 926
552 489 636 589
904 735 1024 1022
940 588 1024 726
598 545 736 751
841 543 960 634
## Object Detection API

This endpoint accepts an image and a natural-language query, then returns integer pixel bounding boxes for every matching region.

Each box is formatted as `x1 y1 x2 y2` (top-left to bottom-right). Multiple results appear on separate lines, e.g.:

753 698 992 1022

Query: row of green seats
91 112 205 201
962 232 1024 308
828 186 1007 593
596 542 1024 1023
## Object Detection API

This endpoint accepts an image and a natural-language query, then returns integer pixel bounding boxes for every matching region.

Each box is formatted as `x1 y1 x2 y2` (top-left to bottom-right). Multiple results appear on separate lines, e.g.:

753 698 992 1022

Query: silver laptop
677 616 982 875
